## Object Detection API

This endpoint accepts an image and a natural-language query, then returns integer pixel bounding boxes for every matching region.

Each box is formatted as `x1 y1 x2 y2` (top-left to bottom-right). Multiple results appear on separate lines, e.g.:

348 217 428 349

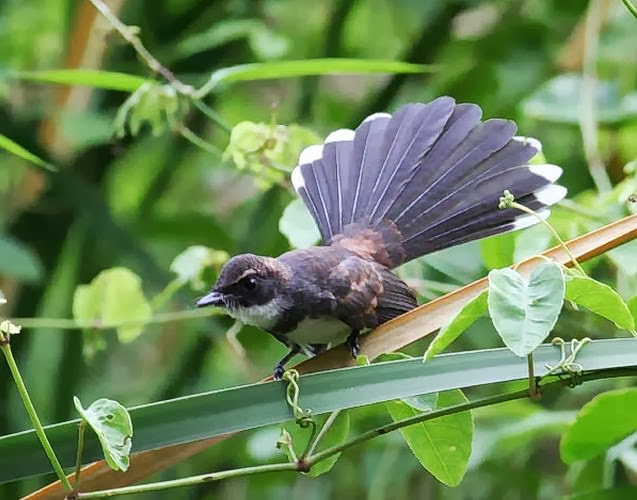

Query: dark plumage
198 97 566 378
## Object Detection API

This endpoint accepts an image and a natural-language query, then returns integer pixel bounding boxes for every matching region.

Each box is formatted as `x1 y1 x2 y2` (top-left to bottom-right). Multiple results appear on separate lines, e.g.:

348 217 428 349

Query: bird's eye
242 276 258 291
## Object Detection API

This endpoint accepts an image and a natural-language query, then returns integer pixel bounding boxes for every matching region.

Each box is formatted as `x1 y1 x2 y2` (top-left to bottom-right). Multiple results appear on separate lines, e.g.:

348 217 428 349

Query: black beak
196 291 225 308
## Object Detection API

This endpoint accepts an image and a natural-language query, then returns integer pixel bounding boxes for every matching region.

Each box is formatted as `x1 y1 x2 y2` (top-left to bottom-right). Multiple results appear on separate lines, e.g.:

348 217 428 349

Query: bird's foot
273 363 285 381
345 330 361 359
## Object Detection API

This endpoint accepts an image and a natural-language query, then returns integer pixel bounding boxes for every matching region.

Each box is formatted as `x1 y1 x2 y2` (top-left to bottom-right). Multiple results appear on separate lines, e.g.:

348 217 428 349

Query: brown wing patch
327 257 418 331
330 221 406 268
328 257 385 330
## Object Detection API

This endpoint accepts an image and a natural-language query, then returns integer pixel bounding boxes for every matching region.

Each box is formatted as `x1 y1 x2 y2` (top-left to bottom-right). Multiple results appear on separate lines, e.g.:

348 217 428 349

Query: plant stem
527 353 539 399
510 200 587 275
579 0 612 193
305 410 341 458
12 307 220 331
74 421 87 491
620 0 637 21
0 343 73 492
178 126 223 157
89 0 192 95
77 462 299 498
191 100 231 134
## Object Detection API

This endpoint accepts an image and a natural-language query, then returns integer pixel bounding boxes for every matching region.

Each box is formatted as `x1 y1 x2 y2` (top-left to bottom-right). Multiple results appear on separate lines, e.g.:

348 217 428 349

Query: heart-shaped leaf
74 397 133 472
488 262 565 357
73 267 152 343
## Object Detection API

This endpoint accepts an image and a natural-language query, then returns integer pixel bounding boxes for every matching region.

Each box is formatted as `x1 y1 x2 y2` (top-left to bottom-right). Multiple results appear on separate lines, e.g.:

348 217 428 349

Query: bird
196 96 566 379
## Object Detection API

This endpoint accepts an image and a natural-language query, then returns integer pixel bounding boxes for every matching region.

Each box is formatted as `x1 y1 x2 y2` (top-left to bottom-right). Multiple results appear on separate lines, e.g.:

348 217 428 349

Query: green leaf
74 397 133 472
567 487 637 500
1 338 635 484
386 390 473 486
488 262 565 356
629 296 637 324
565 275 636 333
199 59 433 94
0 235 44 282
72 267 152 343
279 198 321 248
522 74 637 125
401 393 439 412
0 133 55 171
424 291 488 361
13 69 148 92
170 246 229 290
283 412 350 477
560 388 637 464
480 233 515 270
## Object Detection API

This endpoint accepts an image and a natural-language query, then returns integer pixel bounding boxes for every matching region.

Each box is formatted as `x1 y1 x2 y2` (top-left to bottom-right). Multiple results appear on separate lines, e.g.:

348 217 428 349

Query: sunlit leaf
488 262 565 356
424 291 488 360
200 59 433 94
170 246 228 290
0 133 55 171
629 296 637 323
565 275 636 334
279 198 321 248
386 389 473 486
14 69 148 92
72 267 152 343
560 388 637 464
74 397 133 472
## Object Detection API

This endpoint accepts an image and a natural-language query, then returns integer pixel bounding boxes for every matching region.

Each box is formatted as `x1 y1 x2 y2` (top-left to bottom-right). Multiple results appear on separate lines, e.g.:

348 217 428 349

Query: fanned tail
291 98 566 267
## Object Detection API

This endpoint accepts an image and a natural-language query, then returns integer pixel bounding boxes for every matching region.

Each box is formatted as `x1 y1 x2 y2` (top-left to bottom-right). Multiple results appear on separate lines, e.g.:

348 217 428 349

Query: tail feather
291 98 566 267
366 98 455 220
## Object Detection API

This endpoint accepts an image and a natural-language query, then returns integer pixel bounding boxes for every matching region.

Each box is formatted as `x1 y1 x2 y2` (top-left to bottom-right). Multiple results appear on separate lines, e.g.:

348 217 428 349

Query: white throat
226 298 284 330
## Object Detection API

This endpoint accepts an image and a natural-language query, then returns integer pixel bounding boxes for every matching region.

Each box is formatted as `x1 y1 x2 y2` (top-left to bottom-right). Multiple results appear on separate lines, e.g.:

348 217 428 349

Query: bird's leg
345 330 361 359
273 344 301 380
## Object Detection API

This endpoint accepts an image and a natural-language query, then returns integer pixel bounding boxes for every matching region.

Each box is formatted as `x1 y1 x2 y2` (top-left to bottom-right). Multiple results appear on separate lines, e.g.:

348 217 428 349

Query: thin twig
305 410 341 458
580 0 612 193
178 126 223 157
12 307 220 331
89 0 193 95
1 343 74 492
191 100 231 135
74 421 87 492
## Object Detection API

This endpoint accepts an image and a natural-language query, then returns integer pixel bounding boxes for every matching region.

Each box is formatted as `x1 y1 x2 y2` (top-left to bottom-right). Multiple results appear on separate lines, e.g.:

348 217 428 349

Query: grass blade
12 70 148 92
2 338 636 485
0 134 56 172
196 59 434 96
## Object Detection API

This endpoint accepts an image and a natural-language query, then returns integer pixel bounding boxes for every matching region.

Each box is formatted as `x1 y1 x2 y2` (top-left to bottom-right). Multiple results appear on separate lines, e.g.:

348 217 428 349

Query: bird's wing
327 256 416 330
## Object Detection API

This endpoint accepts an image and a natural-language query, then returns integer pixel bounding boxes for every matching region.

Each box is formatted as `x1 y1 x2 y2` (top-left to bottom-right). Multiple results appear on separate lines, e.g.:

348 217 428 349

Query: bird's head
196 254 289 328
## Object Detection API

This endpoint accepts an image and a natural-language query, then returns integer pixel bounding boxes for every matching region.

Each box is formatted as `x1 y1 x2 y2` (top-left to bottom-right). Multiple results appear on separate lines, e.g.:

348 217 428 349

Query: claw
345 330 361 358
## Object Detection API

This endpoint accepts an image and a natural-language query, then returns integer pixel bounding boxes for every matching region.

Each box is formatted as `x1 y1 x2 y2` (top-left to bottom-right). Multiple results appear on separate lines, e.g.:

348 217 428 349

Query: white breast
285 317 350 348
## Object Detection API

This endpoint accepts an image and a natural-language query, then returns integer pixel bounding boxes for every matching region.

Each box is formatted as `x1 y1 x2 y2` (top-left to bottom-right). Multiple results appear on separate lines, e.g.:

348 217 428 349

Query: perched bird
197 97 566 379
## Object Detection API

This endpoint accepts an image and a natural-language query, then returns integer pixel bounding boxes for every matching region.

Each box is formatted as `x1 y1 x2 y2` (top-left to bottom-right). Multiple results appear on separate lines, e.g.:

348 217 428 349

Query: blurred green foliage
1 0 637 498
